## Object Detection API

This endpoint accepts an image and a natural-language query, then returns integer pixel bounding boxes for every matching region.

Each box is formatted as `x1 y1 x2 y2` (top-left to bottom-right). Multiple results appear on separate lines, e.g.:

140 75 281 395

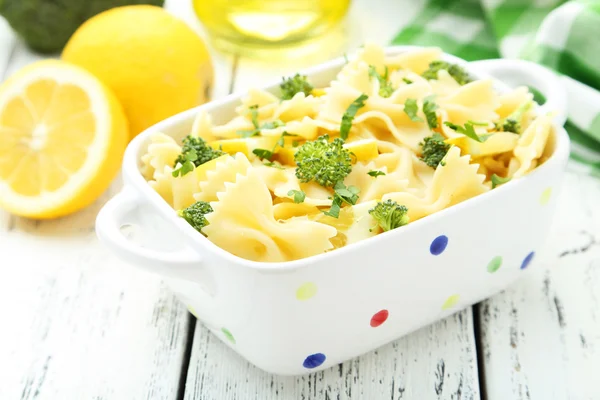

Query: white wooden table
0 1 599 399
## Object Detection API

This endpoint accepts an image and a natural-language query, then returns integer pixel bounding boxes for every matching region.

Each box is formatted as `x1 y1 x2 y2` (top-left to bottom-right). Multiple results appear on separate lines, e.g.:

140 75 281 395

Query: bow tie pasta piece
386 80 432 105
310 200 379 249
171 154 230 210
148 166 175 206
338 59 377 96
253 165 333 207
337 43 386 91
438 80 500 125
511 114 553 178
273 93 323 122
384 47 443 75
203 169 337 262
495 86 534 119
141 132 181 181
238 88 279 112
343 201 379 245
255 116 339 142
273 202 320 221
448 131 519 157
427 70 461 97
194 153 252 202
383 147 488 221
354 110 432 152
345 161 408 203
190 109 219 142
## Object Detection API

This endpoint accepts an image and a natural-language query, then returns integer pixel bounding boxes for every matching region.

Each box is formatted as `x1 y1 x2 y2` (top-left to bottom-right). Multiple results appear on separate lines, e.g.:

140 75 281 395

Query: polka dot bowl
96 47 570 376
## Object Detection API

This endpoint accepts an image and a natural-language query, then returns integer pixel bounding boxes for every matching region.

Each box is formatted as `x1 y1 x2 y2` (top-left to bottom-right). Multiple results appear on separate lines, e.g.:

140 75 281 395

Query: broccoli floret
178 201 212 233
368 200 409 232
172 135 224 177
422 61 473 85
0 0 165 54
495 101 533 134
280 74 314 100
294 135 352 188
419 133 451 168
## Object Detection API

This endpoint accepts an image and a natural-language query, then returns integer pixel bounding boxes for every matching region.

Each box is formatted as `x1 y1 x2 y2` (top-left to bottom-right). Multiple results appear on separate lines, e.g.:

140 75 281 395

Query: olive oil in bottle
193 0 351 54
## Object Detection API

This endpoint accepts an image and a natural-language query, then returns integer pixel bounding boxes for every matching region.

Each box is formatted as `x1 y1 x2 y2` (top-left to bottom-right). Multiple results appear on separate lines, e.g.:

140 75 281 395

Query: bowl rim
120 45 571 271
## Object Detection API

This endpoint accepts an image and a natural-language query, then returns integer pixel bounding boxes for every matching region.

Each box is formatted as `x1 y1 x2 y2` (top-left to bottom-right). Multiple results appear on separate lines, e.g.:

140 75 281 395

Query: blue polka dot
303 353 326 369
430 235 448 256
521 251 535 270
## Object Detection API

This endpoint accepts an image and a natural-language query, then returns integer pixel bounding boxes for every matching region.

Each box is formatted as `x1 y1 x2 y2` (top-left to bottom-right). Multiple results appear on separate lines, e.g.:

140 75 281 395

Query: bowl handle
469 59 568 126
95 187 205 282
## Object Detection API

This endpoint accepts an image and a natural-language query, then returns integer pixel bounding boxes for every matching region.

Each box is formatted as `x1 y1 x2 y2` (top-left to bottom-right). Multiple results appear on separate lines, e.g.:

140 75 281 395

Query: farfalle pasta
141 44 556 263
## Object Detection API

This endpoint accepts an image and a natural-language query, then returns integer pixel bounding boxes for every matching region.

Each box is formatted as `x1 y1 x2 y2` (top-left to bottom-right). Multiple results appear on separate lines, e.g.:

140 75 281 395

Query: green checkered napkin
391 0 600 176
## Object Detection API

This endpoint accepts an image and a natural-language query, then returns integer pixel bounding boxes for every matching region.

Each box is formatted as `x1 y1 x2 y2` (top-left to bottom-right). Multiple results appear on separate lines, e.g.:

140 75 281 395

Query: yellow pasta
141 44 555 263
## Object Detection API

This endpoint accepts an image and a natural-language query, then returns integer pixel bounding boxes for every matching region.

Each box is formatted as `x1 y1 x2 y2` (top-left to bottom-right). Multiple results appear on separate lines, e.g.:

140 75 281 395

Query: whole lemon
62 5 213 139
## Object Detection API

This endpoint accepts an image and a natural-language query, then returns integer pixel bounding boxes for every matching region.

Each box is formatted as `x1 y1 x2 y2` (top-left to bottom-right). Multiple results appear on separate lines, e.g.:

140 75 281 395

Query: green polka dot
188 306 198 318
540 187 552 205
221 328 235 344
487 256 503 273
442 294 460 310
296 282 317 300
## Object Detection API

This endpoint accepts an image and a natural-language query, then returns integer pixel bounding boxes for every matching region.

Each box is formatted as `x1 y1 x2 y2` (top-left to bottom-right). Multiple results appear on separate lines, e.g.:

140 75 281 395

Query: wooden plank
185 309 479 400
0 181 193 400
0 18 16 80
478 170 600 400
0 1 236 397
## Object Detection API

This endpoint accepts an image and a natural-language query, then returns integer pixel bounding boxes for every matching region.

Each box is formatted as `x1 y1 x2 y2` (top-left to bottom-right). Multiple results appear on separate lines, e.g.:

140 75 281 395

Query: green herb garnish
491 174 511 189
423 96 439 129
340 94 368 140
280 74 314 100
287 189 306 204
444 121 490 143
368 170 386 177
323 182 360 218
252 148 274 160
422 60 473 85
404 98 423 122
368 65 394 98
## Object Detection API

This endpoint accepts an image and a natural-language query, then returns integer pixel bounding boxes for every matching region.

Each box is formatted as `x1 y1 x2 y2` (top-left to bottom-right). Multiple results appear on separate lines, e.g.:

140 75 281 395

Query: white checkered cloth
392 0 600 176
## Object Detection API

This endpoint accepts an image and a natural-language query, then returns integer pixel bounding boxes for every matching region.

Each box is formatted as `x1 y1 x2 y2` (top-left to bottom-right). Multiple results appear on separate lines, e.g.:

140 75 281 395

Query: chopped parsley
287 189 306 204
403 98 423 122
323 182 360 218
491 174 511 189
444 121 490 143
340 94 368 140
422 60 473 85
423 96 439 129
368 170 386 177
252 148 274 160
368 65 394 98
252 131 296 161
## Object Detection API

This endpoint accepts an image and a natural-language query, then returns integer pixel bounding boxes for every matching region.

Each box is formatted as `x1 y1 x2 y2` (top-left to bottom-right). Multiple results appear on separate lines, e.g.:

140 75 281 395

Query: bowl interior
120 45 569 270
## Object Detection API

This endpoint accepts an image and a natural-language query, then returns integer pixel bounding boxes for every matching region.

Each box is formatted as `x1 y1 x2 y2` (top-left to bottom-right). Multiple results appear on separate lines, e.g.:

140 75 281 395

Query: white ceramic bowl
96 46 570 376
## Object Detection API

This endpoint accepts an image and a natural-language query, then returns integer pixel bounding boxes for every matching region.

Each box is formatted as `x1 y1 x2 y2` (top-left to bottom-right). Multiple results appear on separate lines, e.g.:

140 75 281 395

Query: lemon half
0 60 128 219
